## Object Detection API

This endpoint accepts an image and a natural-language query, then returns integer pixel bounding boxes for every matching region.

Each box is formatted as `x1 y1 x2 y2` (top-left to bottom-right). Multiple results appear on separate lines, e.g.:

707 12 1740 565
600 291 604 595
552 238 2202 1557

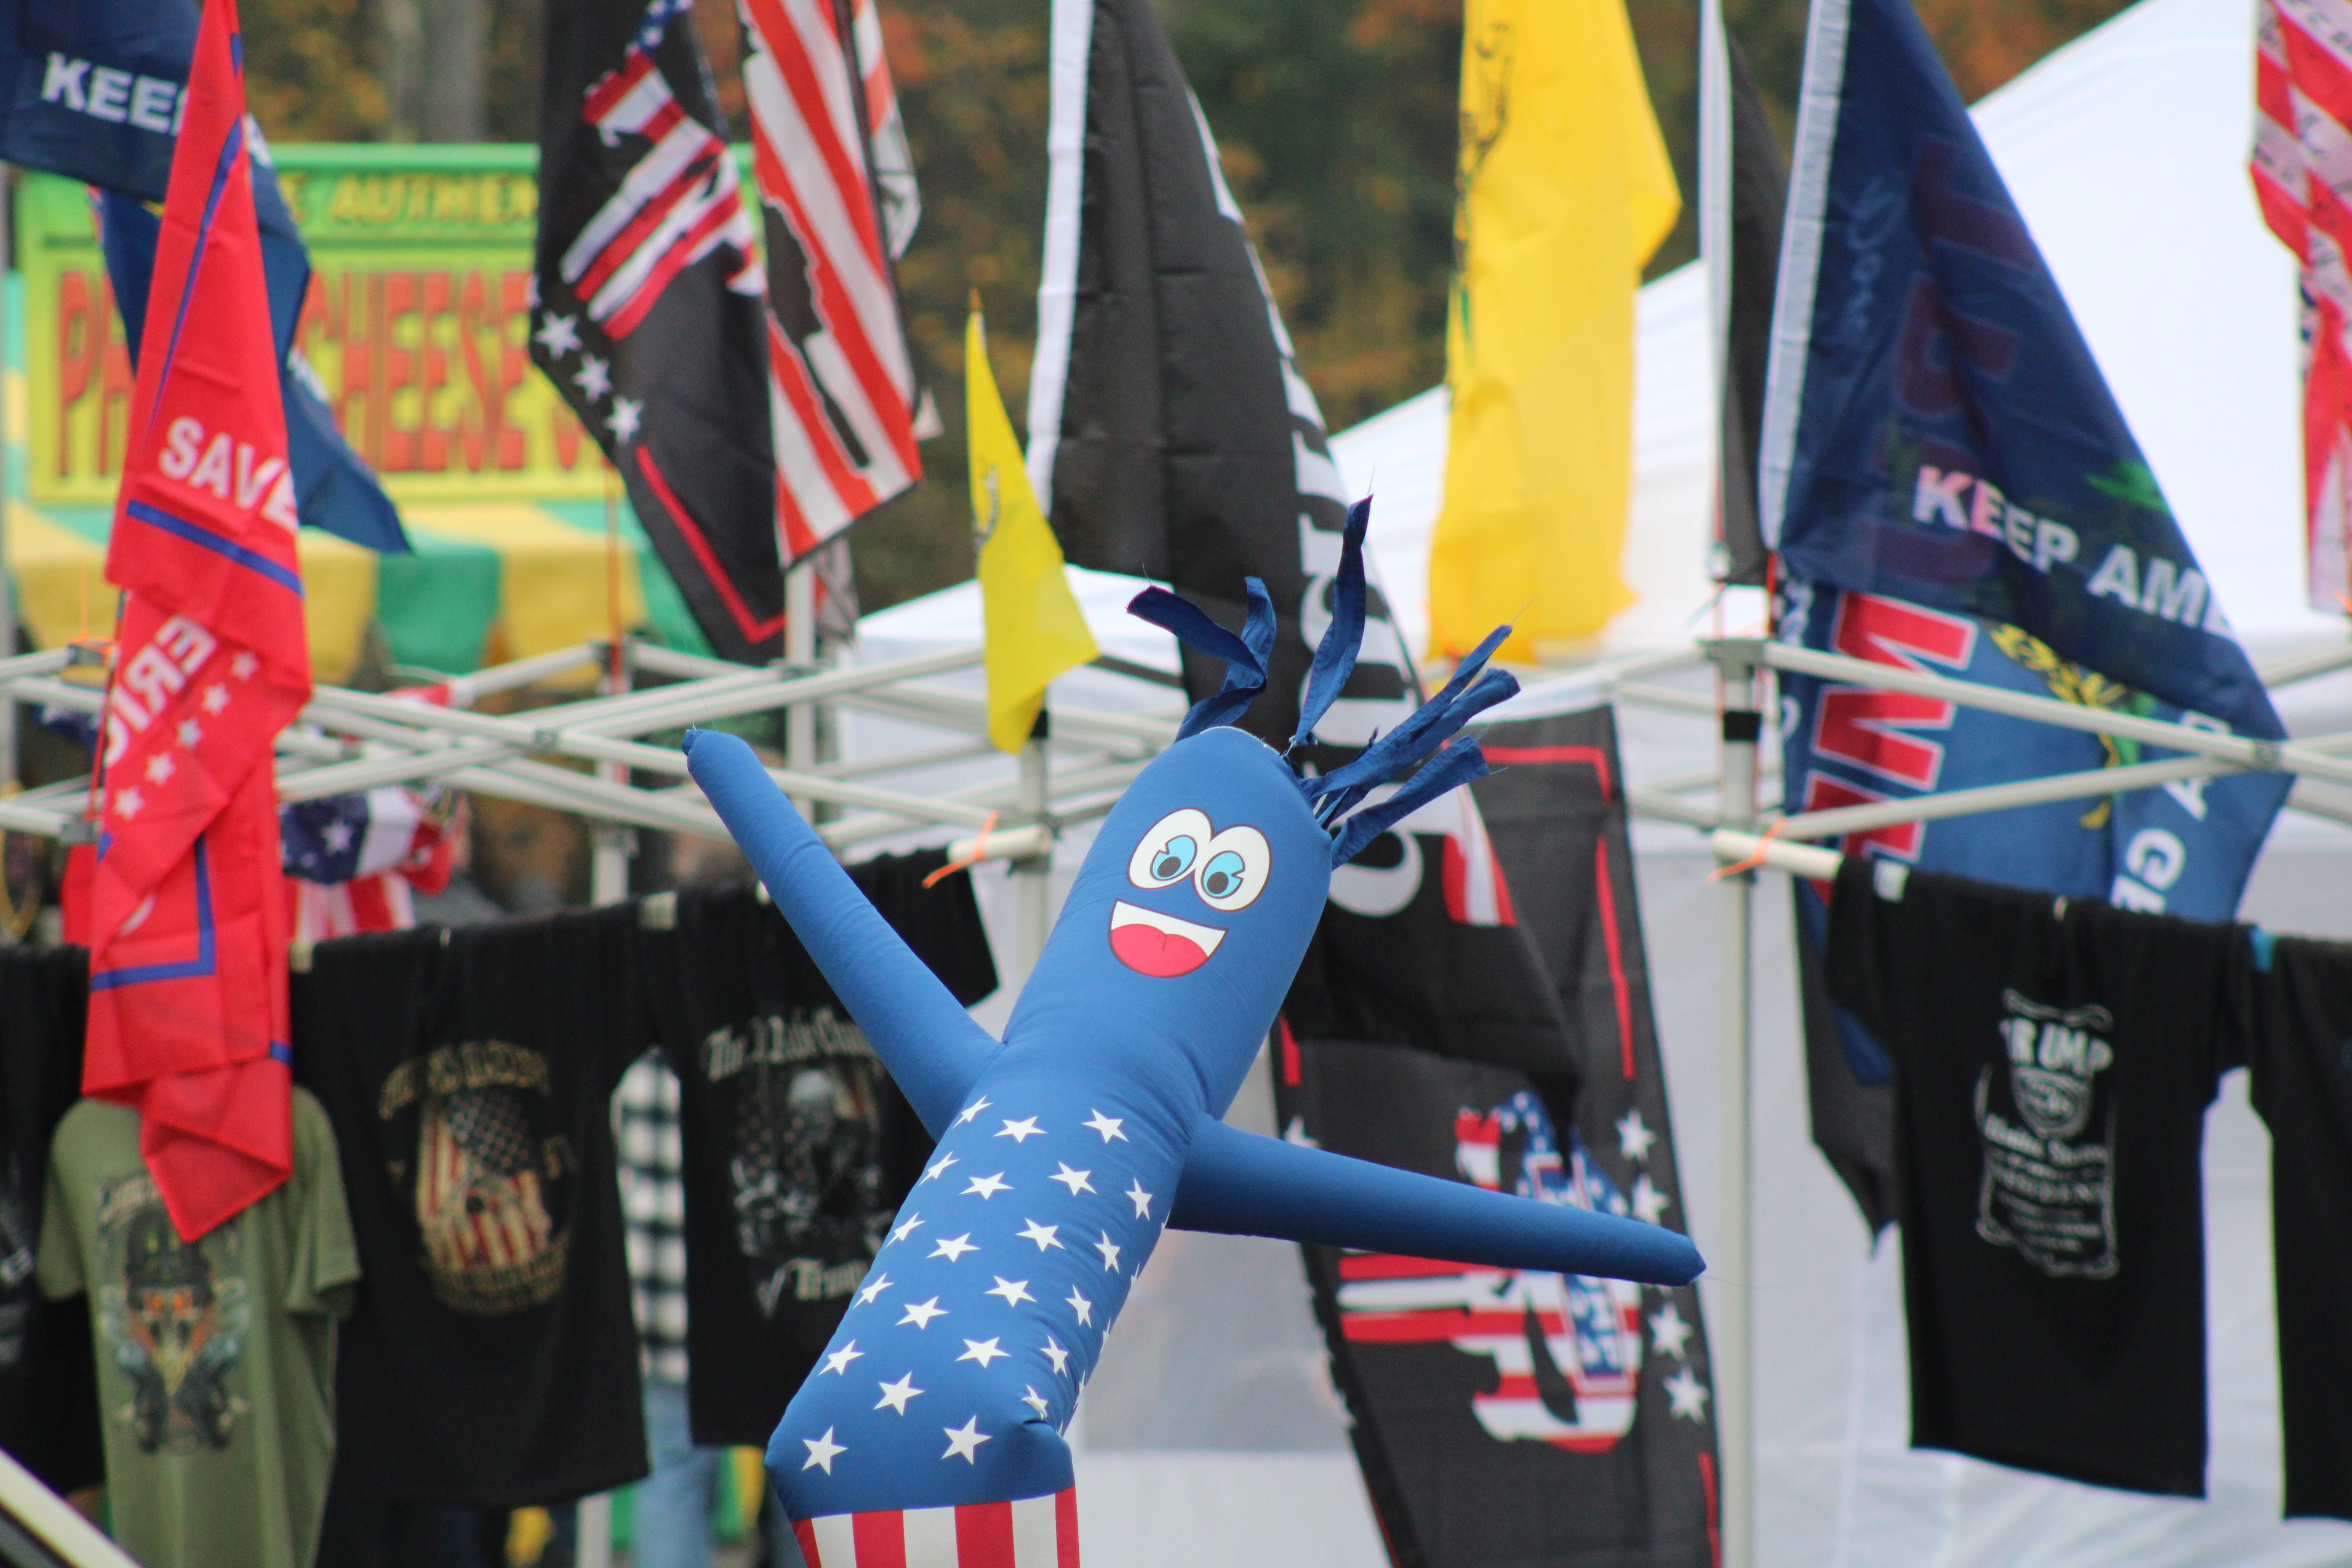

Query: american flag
417 1089 557 1278
2254 0 2352 611
563 8 762 338
739 0 925 561
280 786 453 940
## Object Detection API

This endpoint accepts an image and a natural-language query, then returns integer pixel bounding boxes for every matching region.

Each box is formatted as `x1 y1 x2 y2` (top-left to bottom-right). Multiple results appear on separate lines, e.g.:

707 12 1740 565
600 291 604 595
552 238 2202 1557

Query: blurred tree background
241 0 2138 613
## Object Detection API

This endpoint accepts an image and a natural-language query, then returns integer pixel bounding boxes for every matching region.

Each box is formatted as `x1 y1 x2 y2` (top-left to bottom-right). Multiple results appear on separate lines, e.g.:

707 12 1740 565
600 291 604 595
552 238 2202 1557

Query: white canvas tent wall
858 0 2352 1558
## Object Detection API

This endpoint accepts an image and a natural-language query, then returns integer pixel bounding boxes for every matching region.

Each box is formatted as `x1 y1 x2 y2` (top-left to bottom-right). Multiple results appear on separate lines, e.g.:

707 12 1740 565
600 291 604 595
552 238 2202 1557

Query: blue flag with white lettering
0 0 408 553
1757 0 2271 738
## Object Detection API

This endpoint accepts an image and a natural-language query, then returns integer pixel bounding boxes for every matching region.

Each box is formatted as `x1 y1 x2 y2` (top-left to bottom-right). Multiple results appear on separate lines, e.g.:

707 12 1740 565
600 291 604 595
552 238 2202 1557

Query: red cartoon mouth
1109 900 1226 978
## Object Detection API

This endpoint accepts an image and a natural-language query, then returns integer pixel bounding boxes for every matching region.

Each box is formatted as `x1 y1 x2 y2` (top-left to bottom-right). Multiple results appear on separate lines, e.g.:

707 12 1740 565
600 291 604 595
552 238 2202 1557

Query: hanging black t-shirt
0 943 103 1493
639 853 996 1447
292 907 652 1504
2240 932 2352 1521
1825 856 2239 1498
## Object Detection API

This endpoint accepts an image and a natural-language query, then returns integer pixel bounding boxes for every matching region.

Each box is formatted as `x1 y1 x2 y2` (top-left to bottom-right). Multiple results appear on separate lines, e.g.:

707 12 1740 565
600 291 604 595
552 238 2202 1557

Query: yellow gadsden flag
1426 0 1681 663
969 305 1098 752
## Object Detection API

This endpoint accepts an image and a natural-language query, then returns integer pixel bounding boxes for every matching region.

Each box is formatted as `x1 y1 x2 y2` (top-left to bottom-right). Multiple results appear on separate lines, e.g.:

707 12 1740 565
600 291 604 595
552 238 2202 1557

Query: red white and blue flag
281 786 453 940
2254 0 2352 613
740 0 924 562
80 0 311 1241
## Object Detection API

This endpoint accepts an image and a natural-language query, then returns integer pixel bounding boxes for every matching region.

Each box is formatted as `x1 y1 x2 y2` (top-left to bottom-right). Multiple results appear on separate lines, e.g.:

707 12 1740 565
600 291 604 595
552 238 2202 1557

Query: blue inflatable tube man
683 501 1702 1565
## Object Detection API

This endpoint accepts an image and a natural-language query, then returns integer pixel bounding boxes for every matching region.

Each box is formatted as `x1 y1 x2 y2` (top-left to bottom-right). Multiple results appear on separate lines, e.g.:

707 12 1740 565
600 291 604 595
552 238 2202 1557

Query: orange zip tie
1708 819 1786 882
924 811 1001 888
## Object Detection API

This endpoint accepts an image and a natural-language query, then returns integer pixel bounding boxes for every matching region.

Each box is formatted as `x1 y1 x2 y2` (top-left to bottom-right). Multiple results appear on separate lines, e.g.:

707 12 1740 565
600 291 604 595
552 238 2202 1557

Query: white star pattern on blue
930 1234 977 1262
821 1342 863 1375
1017 1220 1062 1251
996 1116 1043 1143
958 1338 1007 1367
987 1277 1033 1306
1125 1179 1154 1218
1083 1111 1126 1142
898 1298 945 1329
963 1172 1011 1200
890 1214 924 1245
855 1274 893 1306
922 1154 958 1183
875 1374 921 1414
802 1428 845 1473
956 1098 993 1126
1049 1164 1093 1195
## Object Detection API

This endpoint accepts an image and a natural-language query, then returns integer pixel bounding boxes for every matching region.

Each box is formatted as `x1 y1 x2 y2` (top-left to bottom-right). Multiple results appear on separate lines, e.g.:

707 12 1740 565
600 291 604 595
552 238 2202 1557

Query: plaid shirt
615 1051 690 1384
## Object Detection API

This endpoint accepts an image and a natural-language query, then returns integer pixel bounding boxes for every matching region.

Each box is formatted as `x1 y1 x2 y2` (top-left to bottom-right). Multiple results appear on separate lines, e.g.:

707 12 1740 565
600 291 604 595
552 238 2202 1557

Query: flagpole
786 555 818 819
1715 637 1761 1568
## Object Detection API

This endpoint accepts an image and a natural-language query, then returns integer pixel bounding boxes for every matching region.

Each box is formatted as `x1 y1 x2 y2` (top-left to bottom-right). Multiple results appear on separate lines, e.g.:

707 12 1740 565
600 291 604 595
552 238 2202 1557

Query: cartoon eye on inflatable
1193 826 1271 911
1128 808 1214 889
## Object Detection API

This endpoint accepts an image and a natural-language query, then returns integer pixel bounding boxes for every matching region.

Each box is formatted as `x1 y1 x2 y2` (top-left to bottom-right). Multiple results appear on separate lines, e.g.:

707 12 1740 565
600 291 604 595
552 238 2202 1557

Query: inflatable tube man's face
1005 726 1331 1118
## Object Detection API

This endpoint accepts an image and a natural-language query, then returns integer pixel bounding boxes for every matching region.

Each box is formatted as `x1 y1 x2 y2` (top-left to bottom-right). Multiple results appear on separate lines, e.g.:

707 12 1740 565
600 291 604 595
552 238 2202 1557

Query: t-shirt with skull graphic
292 905 654 1504
638 855 996 1446
1826 856 2241 1498
35 1088 359 1568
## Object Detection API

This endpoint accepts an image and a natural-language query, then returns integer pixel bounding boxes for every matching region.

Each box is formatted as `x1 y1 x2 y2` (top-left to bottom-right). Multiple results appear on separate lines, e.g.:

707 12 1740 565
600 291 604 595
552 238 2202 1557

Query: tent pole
786 555 818 820
1014 708 1053 992
1715 638 1763 1568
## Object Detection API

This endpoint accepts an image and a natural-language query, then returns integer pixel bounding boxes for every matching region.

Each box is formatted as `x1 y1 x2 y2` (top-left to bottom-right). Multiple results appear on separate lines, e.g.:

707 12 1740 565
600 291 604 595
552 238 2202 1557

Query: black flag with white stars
532 0 785 663
1277 704 1719 1568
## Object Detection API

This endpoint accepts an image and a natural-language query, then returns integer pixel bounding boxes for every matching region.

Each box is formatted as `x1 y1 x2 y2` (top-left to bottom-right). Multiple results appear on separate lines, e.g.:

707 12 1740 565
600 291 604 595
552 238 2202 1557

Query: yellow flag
1426 0 1681 663
969 306 1098 753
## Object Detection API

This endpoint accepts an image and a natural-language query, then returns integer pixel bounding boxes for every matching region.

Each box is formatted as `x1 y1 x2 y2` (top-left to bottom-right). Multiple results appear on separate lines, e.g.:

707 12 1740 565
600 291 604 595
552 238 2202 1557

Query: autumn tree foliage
236 0 2136 613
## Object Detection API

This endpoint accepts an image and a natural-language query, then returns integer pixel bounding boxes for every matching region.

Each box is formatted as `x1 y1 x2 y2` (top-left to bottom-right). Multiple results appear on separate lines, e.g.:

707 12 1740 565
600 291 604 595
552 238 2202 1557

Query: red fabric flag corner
83 0 313 1241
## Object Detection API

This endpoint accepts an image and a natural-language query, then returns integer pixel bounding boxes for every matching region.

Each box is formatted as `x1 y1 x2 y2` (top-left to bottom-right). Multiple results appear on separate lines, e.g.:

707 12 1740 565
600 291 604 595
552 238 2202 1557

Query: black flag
1702 9 1788 588
533 0 785 663
1027 0 1570 1080
1277 708 1719 1568
1025 4 1712 1557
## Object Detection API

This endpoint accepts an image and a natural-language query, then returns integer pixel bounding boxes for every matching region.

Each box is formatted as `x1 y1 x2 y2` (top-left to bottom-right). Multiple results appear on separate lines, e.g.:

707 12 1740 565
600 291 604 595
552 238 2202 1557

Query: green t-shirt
35 1089 360 1568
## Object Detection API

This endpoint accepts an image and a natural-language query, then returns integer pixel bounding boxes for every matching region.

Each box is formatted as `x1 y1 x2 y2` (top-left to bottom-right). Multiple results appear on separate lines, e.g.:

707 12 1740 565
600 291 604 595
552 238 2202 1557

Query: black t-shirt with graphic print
639 854 996 1447
1825 856 2240 1498
292 907 653 1504
0 943 103 1494
2240 933 2352 1522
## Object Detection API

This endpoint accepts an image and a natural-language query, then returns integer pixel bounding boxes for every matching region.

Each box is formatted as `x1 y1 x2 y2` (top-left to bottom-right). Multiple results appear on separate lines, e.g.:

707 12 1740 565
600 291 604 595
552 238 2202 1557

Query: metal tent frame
9 623 2348 1566
0 637 1187 970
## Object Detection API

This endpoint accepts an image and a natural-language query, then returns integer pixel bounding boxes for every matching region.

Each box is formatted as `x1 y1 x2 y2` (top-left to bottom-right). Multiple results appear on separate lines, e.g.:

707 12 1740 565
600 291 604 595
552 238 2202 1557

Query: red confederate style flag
82 0 312 1241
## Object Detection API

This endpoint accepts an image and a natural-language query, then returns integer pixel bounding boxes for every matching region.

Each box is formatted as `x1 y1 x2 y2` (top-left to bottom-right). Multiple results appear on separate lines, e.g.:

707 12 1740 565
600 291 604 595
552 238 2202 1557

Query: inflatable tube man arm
686 731 1000 1137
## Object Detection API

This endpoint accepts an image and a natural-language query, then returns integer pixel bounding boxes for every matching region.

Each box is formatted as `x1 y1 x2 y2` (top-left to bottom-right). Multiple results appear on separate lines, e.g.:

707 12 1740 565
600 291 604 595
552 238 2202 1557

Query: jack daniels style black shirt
1825 856 2243 1499
292 906 653 1505
637 851 997 1447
